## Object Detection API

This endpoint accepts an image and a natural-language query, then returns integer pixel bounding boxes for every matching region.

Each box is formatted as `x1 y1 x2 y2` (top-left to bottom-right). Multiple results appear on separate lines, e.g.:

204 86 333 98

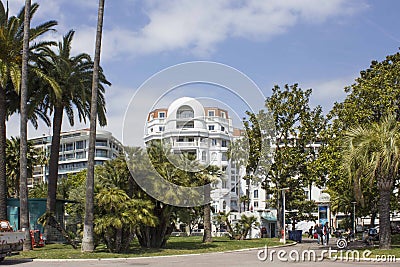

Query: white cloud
305 76 356 113
67 0 368 60
6 0 368 60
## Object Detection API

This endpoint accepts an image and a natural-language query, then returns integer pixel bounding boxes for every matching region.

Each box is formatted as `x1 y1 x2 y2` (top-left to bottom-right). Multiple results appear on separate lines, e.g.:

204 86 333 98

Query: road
1 239 398 267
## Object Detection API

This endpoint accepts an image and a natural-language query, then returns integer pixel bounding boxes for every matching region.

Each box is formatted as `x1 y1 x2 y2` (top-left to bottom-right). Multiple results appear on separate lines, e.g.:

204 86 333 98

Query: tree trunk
370 211 376 228
203 185 212 243
82 0 105 253
45 105 63 240
276 192 282 238
203 203 212 243
20 0 32 251
378 187 392 249
0 85 7 221
246 178 250 211
136 204 174 248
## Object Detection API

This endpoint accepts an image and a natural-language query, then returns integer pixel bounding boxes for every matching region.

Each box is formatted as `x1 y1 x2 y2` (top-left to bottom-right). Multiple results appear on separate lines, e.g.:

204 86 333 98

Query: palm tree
20 0 32 251
342 115 400 249
6 137 45 197
95 188 156 253
238 214 259 240
35 29 109 221
0 1 57 220
82 0 106 252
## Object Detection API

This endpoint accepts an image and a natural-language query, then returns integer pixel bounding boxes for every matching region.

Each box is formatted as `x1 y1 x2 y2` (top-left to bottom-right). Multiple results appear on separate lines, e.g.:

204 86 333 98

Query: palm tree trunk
19 0 32 251
45 105 63 240
202 203 212 243
46 105 63 213
202 183 212 243
82 0 105 252
0 85 7 220
378 186 392 249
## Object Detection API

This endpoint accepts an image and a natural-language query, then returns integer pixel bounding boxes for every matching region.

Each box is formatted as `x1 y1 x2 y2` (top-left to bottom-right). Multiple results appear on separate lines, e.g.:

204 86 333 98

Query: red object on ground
29 230 45 248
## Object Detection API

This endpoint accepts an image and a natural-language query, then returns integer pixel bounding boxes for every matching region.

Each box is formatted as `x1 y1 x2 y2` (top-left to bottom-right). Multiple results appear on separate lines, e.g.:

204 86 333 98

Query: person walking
308 226 314 238
316 224 323 244
324 222 330 245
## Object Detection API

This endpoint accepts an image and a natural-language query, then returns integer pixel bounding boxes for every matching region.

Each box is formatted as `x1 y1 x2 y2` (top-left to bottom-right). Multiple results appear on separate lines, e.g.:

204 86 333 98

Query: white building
144 97 241 213
29 129 123 186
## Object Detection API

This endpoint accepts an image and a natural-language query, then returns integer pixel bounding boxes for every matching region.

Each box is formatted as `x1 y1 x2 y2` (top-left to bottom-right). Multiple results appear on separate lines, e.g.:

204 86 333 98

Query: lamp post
280 188 289 244
351 201 356 238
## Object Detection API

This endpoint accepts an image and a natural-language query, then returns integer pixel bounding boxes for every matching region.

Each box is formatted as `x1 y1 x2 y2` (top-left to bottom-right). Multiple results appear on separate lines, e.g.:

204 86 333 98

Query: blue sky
6 0 400 144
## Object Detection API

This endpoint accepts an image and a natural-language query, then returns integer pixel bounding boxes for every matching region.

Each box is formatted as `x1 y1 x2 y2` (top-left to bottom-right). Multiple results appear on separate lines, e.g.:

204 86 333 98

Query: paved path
0 237 397 266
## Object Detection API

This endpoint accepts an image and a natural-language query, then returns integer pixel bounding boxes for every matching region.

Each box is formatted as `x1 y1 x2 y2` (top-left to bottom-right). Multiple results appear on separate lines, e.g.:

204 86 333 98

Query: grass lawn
356 234 400 258
13 236 288 260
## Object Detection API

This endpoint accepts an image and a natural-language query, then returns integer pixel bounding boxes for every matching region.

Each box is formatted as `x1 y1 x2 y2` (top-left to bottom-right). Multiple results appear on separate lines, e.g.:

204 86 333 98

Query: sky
6 0 400 146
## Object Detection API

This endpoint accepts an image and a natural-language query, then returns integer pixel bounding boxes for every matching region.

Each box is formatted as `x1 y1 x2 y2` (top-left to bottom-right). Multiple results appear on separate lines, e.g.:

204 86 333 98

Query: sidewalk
295 236 340 250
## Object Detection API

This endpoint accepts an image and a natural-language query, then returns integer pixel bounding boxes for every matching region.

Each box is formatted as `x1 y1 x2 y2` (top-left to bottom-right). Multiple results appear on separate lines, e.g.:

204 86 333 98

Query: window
177 137 184 142
95 149 108 157
202 151 207 161
177 105 194 118
188 138 194 142
96 139 107 147
221 126 225 132
76 140 84 149
208 110 215 117
222 201 227 211
211 152 217 162
221 152 228 161
65 143 73 151
208 125 215 131
211 139 217 146
149 113 154 120
76 151 85 159
222 140 227 147
254 189 259 199
177 121 194 128
254 201 259 208
159 126 165 132
159 112 165 118
221 111 226 118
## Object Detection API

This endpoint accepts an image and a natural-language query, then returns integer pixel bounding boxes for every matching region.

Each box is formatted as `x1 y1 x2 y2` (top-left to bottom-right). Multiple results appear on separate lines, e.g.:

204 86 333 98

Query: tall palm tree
82 0 106 252
20 0 32 251
343 115 400 249
0 1 57 220
36 30 109 220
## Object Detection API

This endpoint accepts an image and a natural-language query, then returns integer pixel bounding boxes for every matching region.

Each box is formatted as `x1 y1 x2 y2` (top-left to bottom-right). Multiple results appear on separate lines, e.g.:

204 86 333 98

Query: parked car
0 221 26 261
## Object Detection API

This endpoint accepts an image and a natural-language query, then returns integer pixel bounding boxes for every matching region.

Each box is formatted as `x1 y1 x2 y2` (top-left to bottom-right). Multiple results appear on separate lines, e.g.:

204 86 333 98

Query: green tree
342 115 400 249
263 84 326 234
94 188 156 253
6 136 45 197
327 51 400 231
83 0 106 253
0 0 57 221
35 29 109 220
216 211 234 239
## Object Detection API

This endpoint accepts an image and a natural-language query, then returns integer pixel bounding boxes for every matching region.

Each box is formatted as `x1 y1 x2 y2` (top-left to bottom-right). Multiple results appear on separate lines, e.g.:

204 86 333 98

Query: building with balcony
29 129 123 186
144 97 241 213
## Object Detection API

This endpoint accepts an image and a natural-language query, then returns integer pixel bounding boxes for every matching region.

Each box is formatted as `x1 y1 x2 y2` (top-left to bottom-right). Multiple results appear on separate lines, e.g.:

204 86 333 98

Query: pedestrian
308 226 313 238
324 222 330 245
316 224 323 244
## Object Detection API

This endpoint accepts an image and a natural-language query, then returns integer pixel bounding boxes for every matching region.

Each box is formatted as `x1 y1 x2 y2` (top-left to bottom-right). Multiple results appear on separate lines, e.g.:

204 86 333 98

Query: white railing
174 141 197 147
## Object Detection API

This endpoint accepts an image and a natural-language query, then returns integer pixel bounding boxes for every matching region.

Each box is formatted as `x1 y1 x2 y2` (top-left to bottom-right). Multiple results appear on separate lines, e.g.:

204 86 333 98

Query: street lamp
351 201 356 238
280 188 289 244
